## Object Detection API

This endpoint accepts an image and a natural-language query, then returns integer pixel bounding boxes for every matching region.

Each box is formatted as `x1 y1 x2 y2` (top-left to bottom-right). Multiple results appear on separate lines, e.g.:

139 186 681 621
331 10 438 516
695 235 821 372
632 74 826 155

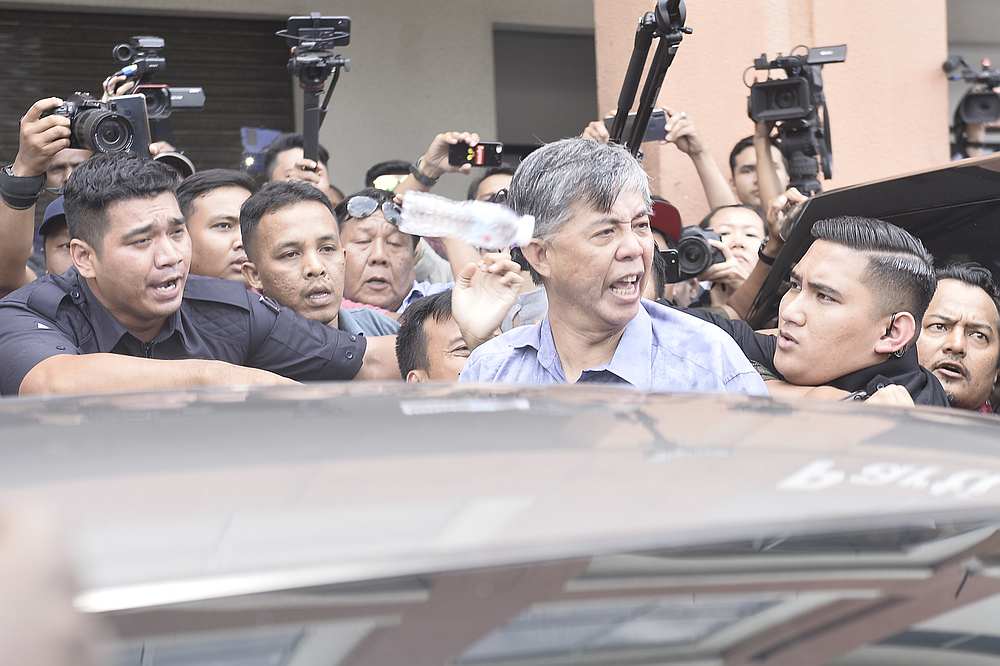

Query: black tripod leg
610 16 656 145
627 36 679 155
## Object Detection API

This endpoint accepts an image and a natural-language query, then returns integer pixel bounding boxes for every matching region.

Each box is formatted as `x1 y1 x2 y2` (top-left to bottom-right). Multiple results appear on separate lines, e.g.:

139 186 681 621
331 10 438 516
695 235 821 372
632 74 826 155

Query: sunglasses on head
346 195 402 226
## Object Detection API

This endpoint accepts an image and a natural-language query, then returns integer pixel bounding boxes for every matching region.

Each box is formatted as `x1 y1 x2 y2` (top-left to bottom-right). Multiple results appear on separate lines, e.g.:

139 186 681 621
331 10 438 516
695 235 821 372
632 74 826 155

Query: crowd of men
0 87 998 415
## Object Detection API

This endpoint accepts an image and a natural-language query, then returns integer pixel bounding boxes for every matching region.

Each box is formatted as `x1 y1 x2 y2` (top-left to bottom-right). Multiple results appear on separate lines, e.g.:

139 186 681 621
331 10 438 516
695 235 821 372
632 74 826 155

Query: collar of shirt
75 270 181 351
512 306 653 387
829 346 949 406
399 280 453 313
336 308 365 336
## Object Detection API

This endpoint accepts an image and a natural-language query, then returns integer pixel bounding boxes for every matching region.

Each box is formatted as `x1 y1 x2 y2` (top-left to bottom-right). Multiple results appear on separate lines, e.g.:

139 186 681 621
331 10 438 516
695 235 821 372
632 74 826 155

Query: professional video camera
276 13 351 163
112 35 206 121
746 44 846 196
944 56 1000 124
43 92 151 159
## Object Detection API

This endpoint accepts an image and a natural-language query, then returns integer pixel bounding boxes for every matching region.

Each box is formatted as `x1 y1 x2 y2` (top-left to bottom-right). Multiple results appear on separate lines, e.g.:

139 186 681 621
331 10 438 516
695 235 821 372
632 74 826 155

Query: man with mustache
918 262 1000 412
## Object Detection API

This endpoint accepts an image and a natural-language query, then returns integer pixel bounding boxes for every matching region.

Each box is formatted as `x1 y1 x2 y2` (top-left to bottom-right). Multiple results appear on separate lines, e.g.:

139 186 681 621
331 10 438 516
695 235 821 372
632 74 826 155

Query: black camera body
943 56 1000 124
113 35 166 79
44 92 150 158
747 45 846 196
113 35 205 121
676 226 724 281
283 15 351 87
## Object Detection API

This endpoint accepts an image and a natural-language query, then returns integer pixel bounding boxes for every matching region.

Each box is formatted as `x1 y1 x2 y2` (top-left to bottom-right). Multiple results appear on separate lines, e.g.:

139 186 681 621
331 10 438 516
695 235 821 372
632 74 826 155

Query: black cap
40 196 67 238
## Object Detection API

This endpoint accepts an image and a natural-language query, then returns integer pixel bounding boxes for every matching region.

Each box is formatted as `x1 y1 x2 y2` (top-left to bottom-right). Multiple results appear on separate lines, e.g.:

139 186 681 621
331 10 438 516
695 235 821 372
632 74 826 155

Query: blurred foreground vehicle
1 383 1000 665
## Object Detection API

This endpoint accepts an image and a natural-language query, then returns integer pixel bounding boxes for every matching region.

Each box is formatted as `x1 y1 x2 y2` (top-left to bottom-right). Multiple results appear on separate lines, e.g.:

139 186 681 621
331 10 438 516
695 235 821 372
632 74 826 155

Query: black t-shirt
0 268 367 395
675 304 950 407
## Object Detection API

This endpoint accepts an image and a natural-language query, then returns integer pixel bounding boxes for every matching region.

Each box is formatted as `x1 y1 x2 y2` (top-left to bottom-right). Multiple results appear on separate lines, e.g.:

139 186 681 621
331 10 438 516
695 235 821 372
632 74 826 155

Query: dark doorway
0 9 294 171
492 29 598 145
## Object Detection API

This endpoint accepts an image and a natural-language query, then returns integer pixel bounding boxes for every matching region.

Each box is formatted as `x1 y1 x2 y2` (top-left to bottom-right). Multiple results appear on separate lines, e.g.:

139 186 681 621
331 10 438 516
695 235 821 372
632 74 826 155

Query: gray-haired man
459 138 767 395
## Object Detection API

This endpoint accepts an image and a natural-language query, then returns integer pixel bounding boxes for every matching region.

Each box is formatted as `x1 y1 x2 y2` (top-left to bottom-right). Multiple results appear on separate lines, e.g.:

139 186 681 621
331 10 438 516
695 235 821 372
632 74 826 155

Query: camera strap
0 165 46 210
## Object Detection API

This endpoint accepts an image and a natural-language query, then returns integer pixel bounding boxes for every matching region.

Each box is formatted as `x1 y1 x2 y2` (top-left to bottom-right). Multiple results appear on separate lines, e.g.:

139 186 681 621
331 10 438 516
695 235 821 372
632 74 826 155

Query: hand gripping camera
43 92 151 158
746 45 846 196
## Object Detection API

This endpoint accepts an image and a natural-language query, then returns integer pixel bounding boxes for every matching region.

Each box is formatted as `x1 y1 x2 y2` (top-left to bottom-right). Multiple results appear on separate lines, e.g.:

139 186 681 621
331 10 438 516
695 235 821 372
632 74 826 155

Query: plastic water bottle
400 191 535 249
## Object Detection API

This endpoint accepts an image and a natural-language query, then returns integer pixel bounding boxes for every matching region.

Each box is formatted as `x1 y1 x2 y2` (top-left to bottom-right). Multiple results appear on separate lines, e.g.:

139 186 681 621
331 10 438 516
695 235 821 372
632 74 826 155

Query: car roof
1 382 998 610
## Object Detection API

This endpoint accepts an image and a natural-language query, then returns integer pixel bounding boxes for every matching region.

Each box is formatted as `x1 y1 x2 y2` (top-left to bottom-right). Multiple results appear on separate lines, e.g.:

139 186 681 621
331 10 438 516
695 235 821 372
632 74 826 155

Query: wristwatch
758 241 778 266
409 157 441 188
0 164 46 210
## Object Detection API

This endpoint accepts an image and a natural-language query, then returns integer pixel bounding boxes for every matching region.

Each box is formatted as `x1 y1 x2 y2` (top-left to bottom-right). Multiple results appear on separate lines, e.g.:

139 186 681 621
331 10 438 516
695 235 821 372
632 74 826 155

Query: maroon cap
650 199 682 242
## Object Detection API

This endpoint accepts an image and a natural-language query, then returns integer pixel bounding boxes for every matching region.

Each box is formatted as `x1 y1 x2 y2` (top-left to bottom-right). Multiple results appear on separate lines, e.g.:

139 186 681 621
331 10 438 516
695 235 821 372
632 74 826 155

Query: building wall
2 0 593 199
594 0 950 225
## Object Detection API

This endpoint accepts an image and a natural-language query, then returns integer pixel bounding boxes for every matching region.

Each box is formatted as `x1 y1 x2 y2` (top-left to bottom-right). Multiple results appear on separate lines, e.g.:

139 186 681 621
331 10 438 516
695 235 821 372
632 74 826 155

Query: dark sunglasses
346 195 402 226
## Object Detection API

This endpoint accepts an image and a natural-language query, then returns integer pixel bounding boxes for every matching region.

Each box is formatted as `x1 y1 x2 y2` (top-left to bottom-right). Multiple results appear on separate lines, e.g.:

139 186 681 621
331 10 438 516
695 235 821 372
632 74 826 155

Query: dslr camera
675 226 724 281
747 45 846 195
43 92 150 158
112 35 205 120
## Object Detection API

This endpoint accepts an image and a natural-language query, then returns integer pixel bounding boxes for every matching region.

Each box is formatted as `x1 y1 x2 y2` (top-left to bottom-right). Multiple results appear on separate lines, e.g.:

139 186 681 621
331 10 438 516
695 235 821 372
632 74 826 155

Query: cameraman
0 97 71 296
729 129 789 214
263 133 345 205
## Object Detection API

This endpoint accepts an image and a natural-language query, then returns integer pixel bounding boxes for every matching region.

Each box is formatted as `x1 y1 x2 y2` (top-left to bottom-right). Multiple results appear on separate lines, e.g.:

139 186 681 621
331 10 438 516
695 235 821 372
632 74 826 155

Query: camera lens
141 88 172 120
677 237 711 276
775 88 798 109
74 109 133 154
113 43 135 63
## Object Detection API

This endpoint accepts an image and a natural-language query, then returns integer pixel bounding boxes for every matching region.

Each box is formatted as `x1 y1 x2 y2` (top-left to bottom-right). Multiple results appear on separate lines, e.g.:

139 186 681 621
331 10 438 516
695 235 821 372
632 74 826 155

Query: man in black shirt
0 153 398 396
684 216 949 407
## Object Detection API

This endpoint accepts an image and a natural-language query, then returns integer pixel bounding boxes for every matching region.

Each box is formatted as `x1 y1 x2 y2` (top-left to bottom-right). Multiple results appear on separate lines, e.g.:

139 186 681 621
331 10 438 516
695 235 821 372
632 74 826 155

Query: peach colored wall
594 0 950 225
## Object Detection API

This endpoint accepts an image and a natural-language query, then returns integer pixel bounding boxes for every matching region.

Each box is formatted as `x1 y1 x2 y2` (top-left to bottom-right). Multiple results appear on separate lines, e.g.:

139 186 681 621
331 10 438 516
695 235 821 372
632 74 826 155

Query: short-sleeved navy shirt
0 268 367 395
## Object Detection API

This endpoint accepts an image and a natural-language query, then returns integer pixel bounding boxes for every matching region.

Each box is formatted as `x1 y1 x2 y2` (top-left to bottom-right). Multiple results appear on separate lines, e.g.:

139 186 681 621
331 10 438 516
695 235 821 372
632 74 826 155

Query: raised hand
451 252 523 350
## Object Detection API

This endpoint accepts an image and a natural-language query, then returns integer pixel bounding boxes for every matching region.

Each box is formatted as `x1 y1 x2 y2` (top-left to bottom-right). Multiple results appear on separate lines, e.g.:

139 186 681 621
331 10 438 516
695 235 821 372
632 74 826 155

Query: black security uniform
677 305 950 407
0 268 366 395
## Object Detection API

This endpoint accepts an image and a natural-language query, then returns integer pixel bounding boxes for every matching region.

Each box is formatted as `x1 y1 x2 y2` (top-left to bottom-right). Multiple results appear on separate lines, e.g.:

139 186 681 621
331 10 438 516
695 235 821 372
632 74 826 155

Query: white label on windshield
400 398 531 416
778 459 1000 501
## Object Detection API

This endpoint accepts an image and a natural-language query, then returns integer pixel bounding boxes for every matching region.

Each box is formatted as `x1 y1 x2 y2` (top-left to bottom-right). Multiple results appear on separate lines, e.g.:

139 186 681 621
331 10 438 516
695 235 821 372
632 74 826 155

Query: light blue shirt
460 299 768 396
399 280 452 313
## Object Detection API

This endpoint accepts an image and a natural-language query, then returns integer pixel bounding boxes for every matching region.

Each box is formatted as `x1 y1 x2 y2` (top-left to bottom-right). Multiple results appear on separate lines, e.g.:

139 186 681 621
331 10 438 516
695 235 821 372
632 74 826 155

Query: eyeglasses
345 195 402 226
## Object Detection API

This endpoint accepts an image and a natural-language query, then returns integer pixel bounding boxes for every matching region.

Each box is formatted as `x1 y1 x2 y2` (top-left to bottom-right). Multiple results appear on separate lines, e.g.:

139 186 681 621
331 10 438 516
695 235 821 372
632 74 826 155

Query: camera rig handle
608 0 691 157
279 12 352 164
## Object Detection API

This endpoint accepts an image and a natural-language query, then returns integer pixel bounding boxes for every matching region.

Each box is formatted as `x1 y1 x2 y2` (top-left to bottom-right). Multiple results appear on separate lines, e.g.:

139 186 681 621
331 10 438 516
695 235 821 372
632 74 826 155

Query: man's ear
406 369 429 384
242 261 263 291
518 239 551 281
874 311 917 355
70 239 98 279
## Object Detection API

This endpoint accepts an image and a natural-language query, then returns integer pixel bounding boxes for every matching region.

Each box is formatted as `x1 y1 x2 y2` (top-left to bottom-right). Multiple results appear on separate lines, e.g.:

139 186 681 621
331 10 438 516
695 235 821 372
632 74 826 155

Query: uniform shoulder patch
23 277 73 319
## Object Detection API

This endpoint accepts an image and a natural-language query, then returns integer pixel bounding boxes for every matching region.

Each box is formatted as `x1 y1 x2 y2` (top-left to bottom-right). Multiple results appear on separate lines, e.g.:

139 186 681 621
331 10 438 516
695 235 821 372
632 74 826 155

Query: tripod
608 0 691 157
